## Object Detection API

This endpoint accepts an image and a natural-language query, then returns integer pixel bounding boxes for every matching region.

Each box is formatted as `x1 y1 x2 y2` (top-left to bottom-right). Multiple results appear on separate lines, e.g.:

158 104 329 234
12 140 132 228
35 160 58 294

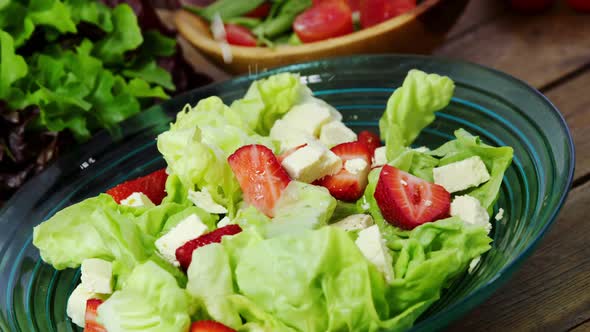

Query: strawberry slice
84 299 106 332
358 130 382 155
176 224 242 270
106 168 168 205
315 141 372 201
277 144 307 163
374 165 450 230
228 144 291 217
190 320 236 332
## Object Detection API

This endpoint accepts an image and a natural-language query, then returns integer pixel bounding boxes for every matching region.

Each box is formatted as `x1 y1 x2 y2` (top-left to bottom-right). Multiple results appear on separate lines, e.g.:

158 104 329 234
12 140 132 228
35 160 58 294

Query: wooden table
435 2 590 331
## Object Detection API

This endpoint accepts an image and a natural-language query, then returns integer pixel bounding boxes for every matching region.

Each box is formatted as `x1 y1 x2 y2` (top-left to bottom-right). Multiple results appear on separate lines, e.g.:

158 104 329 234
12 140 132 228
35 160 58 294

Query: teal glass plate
0 55 574 331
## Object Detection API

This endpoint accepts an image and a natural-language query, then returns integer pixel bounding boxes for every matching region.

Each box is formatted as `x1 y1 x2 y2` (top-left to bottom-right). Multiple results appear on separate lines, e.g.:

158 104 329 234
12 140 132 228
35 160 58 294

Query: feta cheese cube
297 87 343 121
67 284 100 327
120 192 155 208
332 214 374 231
188 187 227 214
495 208 505 221
450 195 491 233
217 216 232 228
433 156 490 193
281 142 342 183
372 146 387 167
355 225 394 283
281 101 334 137
155 214 209 266
270 119 316 152
344 158 369 175
81 258 113 294
319 121 357 147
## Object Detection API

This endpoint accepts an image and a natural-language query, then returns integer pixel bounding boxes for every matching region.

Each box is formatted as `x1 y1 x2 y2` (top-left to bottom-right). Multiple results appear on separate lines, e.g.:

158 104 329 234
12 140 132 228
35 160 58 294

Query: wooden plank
448 181 590 331
436 3 590 89
446 1 506 39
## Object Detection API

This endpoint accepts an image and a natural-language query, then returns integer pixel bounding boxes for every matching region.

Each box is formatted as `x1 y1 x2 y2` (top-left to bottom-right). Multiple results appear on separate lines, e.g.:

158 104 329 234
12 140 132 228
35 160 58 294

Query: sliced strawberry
106 168 168 205
315 141 372 201
374 165 450 230
358 130 382 155
277 144 307 163
176 224 242 270
84 299 106 332
190 320 236 332
228 144 291 217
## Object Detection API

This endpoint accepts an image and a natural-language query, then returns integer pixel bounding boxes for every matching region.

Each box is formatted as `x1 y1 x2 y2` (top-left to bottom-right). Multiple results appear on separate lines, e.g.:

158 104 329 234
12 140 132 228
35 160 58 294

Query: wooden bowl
175 0 468 75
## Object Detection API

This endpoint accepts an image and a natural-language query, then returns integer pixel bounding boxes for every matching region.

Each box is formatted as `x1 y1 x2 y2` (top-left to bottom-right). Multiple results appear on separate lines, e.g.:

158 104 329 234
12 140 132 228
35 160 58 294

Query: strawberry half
106 168 168 205
277 144 307 163
315 141 372 202
176 224 242 270
190 320 236 332
374 165 450 230
84 299 106 332
358 130 382 155
228 144 291 217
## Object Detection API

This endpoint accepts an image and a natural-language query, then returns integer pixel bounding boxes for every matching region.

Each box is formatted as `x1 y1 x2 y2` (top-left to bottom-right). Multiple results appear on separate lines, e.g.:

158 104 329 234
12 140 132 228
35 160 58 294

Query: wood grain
435 3 590 89
448 181 590 332
446 1 506 39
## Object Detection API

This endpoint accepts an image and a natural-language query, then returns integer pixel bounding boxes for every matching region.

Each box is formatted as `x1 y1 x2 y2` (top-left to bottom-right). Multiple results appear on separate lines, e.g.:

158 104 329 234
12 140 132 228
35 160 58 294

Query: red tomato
567 0 590 12
245 2 271 18
359 0 416 28
293 1 354 43
224 24 257 47
312 0 360 11
508 0 555 12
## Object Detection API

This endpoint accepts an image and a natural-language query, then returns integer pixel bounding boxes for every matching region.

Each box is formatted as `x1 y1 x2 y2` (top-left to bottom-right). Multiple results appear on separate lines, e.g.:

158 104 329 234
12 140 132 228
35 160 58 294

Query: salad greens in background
33 69 511 331
0 0 210 204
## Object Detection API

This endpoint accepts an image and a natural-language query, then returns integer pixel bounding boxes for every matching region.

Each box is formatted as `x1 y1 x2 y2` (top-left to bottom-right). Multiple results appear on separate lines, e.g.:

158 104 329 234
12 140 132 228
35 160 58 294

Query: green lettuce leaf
122 59 175 91
94 4 143 65
186 244 242 328
28 0 76 34
0 30 27 98
97 261 192 332
0 2 35 47
66 0 114 32
380 69 454 159
429 129 514 212
230 72 303 135
32 194 151 277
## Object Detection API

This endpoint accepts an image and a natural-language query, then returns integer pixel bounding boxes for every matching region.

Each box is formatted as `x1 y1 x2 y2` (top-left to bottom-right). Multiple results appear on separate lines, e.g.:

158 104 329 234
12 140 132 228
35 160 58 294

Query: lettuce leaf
380 69 454 159
230 73 303 135
98 261 192 332
32 194 151 277
94 3 143 65
429 129 514 212
157 97 276 216
0 30 27 99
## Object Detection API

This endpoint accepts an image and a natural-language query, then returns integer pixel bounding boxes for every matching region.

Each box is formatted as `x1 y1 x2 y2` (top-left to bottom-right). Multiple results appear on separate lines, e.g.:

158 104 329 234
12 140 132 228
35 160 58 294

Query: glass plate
0 55 575 332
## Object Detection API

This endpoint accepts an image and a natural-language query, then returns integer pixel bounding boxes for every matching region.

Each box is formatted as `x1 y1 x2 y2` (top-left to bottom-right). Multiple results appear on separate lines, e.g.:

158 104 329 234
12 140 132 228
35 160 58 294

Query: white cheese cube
155 214 209 266
270 119 316 152
332 214 374 231
120 192 155 208
344 158 369 175
281 142 342 183
297 87 343 121
281 101 334 137
372 146 388 167
217 216 232 228
319 121 357 147
450 195 491 233
495 208 505 221
188 187 227 214
81 258 113 294
433 156 490 193
355 225 394 283
67 284 100 327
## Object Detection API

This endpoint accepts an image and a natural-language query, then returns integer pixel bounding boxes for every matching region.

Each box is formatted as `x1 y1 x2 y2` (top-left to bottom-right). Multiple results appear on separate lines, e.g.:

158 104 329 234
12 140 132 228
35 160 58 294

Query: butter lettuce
230 72 303 135
429 129 514 212
98 261 192 332
380 69 454 159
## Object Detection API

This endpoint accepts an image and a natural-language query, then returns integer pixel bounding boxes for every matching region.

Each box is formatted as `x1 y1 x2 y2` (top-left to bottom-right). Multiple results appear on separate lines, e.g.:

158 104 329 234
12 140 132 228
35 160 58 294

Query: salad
185 0 416 47
33 69 513 332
